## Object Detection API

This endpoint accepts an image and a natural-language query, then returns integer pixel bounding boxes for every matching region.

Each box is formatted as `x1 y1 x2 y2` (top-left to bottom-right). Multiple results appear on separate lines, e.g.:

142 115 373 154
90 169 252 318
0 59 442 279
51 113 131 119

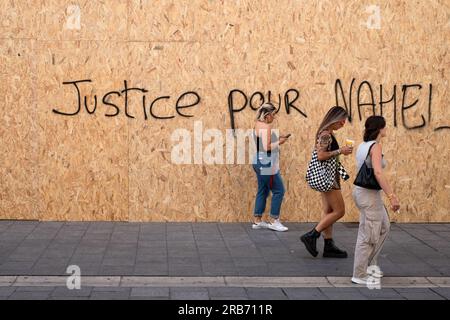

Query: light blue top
252 130 280 174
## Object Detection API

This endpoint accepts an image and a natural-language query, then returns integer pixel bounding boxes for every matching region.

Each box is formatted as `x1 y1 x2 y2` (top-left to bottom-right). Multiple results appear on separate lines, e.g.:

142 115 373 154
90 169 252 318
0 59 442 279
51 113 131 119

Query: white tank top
355 141 387 172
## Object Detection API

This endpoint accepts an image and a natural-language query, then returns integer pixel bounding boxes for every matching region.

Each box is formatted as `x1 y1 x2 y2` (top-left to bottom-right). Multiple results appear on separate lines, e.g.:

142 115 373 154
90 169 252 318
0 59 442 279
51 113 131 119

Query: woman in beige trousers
351 116 400 285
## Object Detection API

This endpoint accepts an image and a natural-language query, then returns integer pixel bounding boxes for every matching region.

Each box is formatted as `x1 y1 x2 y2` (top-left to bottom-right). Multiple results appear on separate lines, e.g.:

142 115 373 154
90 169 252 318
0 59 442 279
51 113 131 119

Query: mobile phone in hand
284 133 291 138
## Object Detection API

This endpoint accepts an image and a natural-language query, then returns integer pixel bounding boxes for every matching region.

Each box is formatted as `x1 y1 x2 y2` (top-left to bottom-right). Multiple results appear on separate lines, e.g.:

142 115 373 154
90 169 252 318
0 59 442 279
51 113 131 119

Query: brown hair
315 106 348 139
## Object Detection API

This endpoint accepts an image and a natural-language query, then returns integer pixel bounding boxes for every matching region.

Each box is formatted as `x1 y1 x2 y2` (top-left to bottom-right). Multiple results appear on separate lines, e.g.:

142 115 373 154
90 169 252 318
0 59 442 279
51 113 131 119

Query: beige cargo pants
352 186 391 279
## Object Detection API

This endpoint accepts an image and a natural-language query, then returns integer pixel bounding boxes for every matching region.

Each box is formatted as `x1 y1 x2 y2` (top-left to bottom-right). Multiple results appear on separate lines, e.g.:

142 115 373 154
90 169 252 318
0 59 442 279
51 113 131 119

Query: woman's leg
253 165 270 221
269 173 285 220
320 194 333 239
353 212 370 278
300 191 341 257
353 189 372 278
300 189 346 257
368 204 391 268
353 189 386 278
315 190 345 234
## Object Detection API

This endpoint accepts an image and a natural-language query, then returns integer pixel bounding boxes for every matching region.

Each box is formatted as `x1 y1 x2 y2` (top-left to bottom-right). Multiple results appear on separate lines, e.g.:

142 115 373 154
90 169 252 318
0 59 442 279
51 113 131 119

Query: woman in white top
351 116 400 285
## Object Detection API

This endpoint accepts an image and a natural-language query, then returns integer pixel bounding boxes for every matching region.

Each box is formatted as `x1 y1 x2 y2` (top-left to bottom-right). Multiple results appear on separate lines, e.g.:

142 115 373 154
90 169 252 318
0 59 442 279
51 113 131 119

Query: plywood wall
0 0 449 222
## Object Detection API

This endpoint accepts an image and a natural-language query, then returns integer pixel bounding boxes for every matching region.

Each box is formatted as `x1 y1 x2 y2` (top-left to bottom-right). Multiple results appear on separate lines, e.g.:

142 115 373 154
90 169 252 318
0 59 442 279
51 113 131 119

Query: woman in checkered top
300 106 353 258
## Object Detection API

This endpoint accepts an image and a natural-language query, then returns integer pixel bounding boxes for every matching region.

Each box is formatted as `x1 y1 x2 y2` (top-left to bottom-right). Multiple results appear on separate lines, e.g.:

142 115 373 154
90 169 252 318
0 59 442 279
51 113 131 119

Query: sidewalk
0 221 449 300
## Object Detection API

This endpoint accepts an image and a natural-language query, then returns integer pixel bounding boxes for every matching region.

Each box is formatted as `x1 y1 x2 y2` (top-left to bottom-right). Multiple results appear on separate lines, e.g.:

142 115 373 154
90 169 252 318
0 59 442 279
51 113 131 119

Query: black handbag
353 143 382 190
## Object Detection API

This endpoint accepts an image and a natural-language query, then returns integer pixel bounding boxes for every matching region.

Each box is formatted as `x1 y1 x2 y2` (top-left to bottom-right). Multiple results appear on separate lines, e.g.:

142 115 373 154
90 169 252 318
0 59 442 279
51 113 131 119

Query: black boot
323 238 348 258
300 228 321 257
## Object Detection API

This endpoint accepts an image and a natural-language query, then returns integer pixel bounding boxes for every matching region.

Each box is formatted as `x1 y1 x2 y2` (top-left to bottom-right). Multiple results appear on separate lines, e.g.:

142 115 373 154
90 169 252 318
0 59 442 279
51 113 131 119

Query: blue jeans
252 160 285 219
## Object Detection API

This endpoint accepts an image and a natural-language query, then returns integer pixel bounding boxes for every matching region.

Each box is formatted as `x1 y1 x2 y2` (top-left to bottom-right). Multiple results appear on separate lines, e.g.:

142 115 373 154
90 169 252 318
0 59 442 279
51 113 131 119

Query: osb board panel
0 40 39 220
127 1 449 45
379 44 448 223
213 42 312 222
0 1 448 222
1 0 128 41
35 40 129 221
0 0 38 38
127 42 233 221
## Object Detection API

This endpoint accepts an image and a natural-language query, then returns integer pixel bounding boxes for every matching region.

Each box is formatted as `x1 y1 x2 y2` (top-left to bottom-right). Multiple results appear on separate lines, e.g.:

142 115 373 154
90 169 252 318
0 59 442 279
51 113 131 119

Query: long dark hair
364 116 386 141
315 106 348 139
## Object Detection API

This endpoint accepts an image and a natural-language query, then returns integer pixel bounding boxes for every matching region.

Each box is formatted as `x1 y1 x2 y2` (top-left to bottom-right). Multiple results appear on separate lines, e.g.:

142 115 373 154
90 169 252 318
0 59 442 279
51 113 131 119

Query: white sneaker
351 276 381 285
367 265 384 278
252 221 270 230
351 277 369 285
268 220 288 232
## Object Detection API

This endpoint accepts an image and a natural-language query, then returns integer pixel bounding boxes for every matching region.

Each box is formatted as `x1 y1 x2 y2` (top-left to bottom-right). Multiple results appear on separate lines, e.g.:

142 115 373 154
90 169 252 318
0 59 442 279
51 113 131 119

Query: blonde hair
315 106 348 139
256 102 276 122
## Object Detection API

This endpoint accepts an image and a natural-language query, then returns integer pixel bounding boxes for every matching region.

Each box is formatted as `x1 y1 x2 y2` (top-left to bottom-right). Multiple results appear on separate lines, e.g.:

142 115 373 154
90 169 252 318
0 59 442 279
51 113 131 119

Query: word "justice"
52 79 201 120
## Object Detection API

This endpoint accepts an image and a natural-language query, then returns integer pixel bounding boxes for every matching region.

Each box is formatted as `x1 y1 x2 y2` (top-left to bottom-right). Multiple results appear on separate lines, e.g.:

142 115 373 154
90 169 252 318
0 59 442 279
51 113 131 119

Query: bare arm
256 124 287 151
371 143 400 211
316 131 352 161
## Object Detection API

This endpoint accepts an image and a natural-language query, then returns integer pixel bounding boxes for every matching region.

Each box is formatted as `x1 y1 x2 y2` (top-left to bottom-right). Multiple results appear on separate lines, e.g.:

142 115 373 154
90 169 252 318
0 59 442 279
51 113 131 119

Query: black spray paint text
52 79 201 120
335 79 449 131
52 79 449 132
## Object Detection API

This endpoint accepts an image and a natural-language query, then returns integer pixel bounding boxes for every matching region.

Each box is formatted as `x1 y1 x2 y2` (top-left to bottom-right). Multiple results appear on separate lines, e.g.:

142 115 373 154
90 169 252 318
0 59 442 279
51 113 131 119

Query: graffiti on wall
52 79 449 132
